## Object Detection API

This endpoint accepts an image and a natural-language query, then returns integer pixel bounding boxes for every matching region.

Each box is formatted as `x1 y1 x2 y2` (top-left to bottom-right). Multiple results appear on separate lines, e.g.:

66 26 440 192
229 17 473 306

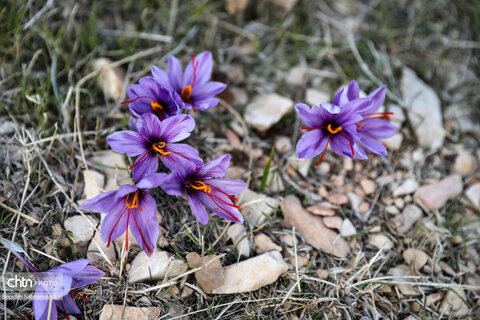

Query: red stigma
19 311 33 320
131 209 152 254
70 290 89 302
315 135 331 167
60 300 70 320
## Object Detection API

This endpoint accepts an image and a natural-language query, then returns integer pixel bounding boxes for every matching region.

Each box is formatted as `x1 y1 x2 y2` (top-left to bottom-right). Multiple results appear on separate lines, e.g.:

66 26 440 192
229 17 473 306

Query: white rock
212 251 288 294
393 179 419 197
240 189 279 227
403 248 428 270
305 88 330 106
254 233 282 253
64 215 98 243
391 205 423 235
388 104 405 128
340 219 357 237
230 87 248 106
227 224 250 257
382 133 403 150
401 67 445 150
465 182 480 208
367 234 394 251
99 305 160 320
274 136 292 153
388 265 420 296
445 104 480 136
360 179 376 195
286 156 312 177
244 93 294 132
0 119 15 135
90 151 133 191
93 58 125 100
439 287 470 317
128 250 188 283
453 151 477 176
87 232 117 269
413 174 463 210
285 65 307 85
82 170 105 201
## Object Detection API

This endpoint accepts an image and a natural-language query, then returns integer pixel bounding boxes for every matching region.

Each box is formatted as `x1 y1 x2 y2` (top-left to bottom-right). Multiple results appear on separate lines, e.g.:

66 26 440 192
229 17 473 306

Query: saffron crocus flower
122 77 182 123
295 98 372 166
107 113 203 181
6 245 103 320
80 173 166 256
161 155 245 225
151 51 227 112
334 80 397 158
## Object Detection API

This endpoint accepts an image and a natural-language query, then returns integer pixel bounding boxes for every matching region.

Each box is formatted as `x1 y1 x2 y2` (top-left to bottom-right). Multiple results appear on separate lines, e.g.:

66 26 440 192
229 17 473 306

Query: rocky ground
1 0 480 319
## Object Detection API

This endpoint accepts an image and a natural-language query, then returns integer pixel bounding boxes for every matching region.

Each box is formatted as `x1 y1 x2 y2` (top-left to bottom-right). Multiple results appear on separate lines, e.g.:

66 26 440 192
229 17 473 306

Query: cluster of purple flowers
81 51 246 257
295 80 397 166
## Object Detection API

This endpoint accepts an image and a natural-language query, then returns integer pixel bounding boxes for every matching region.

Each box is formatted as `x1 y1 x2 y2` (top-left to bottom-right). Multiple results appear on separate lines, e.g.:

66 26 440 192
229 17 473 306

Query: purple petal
295 103 321 127
132 153 159 182
129 193 159 256
33 294 57 320
196 191 243 223
296 130 328 159
358 135 387 156
354 143 368 160
191 81 227 100
197 155 230 179
187 191 210 224
320 103 340 114
333 87 349 106
151 66 171 89
203 178 246 195
158 114 195 142
347 80 360 101
183 51 213 86
364 85 386 114
49 259 90 277
329 134 356 158
99 200 129 246
138 77 172 104
9 250 38 272
344 98 373 115
71 265 104 288
107 131 146 157
135 173 168 190
360 119 397 139
80 190 120 213
129 116 138 131
115 185 139 198
127 84 154 117
162 143 203 170
168 55 183 92
137 113 162 140
35 272 72 300
56 294 81 314
161 172 186 196
193 97 220 111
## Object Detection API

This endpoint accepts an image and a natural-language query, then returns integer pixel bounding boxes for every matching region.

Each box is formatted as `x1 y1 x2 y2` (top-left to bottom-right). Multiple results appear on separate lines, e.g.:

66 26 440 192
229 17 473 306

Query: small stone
318 162 331 174
307 204 335 216
343 158 354 171
91 151 133 191
99 305 160 320
254 233 282 253
382 133 403 150
316 269 329 279
227 224 250 257
225 166 245 179
87 232 117 269
82 170 105 200
244 93 294 131
388 265 420 296
394 198 405 209
347 192 362 213
403 248 428 270
439 287 470 317
230 87 248 106
93 58 125 100
413 174 463 210
180 286 193 299
212 251 288 294
281 196 349 258
367 234 394 251
225 0 249 16
279 234 296 247
285 65 307 85
0 119 16 135
453 151 477 176
323 216 343 229
386 205 400 215
240 189 280 227
360 179 376 195
328 193 348 205
391 205 423 235
358 201 370 214
305 88 329 106
290 251 310 268
426 293 442 306
64 215 98 243
186 252 225 293
393 179 419 197
128 251 188 283
340 219 357 237
274 136 292 153
287 156 312 177
465 182 480 208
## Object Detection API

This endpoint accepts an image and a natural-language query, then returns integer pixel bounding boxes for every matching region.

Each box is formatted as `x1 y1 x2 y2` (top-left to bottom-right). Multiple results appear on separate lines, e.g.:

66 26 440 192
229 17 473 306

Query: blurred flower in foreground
161 155 245 224
80 173 166 256
107 113 203 181
151 51 227 112
1 238 103 320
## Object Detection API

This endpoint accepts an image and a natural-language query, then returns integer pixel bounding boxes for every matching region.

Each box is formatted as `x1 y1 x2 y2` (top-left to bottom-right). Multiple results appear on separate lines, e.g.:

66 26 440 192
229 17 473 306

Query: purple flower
161 155 245 225
334 80 397 158
80 174 166 256
107 113 203 181
151 51 227 112
8 248 103 320
122 77 182 122
296 98 371 166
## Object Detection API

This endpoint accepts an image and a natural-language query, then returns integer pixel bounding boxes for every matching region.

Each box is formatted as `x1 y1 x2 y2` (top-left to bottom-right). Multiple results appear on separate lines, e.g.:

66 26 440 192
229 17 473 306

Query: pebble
388 265 420 296
227 224 250 257
93 58 125 100
305 88 330 106
328 193 348 205
285 65 307 85
382 133 403 150
340 219 357 237
360 179 376 195
281 196 349 258
82 170 105 201
91 151 133 191
64 215 98 243
306 204 335 216
128 250 188 283
393 178 419 197
390 205 423 235
452 150 477 176
180 286 193 299
254 233 282 253
186 252 225 293
99 305 160 320
274 136 292 153
465 182 480 208
244 93 293 131
323 216 343 229
367 234 394 251
212 251 288 294
290 251 310 268
413 174 463 210
388 104 405 128
240 189 280 227
403 248 428 270
439 287 470 317
358 201 370 214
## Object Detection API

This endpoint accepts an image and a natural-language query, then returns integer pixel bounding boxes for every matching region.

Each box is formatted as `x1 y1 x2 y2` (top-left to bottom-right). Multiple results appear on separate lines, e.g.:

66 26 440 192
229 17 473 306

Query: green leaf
260 147 275 193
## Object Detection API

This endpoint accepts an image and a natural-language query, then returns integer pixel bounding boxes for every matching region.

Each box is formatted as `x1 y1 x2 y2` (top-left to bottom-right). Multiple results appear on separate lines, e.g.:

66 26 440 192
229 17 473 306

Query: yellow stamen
189 181 211 193
151 100 164 112
327 124 342 134
152 142 171 155
181 85 192 99
125 190 140 209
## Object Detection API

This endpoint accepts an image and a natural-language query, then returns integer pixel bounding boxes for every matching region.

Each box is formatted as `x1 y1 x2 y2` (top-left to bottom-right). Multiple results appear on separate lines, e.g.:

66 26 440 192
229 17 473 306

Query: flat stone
306 204 335 216
99 305 160 320
465 182 480 208
227 224 250 258
64 215 98 243
328 193 348 205
240 189 279 227
382 133 403 151
360 179 376 195
400 67 445 150
285 65 307 85
390 205 423 235
393 178 419 197
212 251 288 294
281 196 349 258
388 265 420 296
340 219 357 237
323 216 343 229
452 151 477 176
82 170 105 201
93 58 125 101
413 174 463 210
274 136 292 153
244 93 294 132
403 248 428 270
128 250 188 283
305 88 330 106
367 234 394 251
91 151 133 191
186 252 225 293
439 287 470 317
388 104 405 128
254 233 282 253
